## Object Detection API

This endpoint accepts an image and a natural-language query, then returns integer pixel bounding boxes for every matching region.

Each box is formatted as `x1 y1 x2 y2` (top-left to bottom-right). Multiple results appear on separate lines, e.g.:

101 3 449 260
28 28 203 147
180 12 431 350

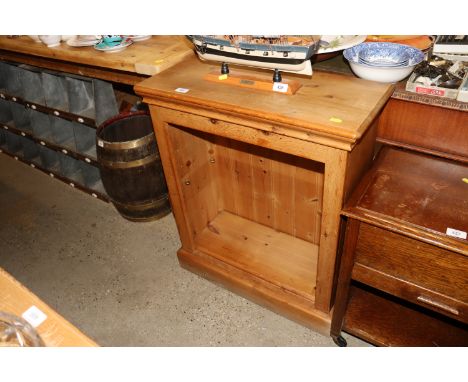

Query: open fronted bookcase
135 56 393 335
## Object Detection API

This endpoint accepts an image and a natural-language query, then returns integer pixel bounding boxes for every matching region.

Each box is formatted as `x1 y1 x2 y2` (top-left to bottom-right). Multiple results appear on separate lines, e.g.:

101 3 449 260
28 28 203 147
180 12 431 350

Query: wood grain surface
166 124 326 243
332 146 468 345
344 284 468 346
178 248 331 336
0 35 194 76
0 268 97 347
135 55 393 148
354 223 467 322
355 223 468 302
149 107 362 314
139 58 391 330
344 146 468 256
377 98 468 162
195 211 319 300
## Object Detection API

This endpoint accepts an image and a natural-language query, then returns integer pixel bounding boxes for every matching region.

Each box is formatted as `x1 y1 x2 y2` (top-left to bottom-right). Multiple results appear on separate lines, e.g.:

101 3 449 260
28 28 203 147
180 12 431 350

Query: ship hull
196 50 313 75
189 36 318 76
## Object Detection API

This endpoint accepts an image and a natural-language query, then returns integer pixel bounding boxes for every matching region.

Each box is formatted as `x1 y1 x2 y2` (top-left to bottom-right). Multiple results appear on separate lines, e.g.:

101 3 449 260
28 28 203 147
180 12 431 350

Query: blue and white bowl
359 57 409 67
358 44 410 66
343 42 425 83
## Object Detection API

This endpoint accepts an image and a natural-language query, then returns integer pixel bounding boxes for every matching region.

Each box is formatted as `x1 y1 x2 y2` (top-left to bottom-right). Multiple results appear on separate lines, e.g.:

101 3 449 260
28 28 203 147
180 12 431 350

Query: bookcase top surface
136 55 394 144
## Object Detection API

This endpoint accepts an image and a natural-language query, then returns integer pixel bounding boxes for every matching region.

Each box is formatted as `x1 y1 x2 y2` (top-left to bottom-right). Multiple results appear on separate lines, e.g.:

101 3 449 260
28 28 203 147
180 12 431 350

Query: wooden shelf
343 284 468 347
195 211 318 300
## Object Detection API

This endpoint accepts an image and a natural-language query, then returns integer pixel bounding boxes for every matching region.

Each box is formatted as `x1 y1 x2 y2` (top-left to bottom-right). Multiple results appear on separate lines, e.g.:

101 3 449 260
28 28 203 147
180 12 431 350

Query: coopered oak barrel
96 111 171 222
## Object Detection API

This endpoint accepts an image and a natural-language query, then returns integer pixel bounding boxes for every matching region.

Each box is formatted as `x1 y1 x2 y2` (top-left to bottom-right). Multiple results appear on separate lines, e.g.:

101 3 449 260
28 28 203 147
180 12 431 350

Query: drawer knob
416 295 459 316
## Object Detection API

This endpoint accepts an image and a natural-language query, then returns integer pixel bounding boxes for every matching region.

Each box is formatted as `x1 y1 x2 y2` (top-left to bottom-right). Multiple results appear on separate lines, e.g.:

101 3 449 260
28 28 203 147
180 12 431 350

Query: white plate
317 35 367 54
94 40 133 53
434 52 468 61
67 37 100 47
123 35 151 42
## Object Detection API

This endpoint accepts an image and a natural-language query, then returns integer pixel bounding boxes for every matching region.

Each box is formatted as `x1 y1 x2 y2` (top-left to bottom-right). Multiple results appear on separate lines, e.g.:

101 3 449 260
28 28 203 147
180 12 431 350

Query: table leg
330 218 361 346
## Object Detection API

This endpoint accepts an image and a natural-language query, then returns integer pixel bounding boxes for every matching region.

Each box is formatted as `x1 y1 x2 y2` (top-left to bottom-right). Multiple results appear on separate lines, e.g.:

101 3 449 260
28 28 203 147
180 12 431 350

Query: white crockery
347 61 416 83
358 46 410 66
343 43 425 83
317 35 367 54
27 35 42 43
77 35 102 42
67 36 101 47
61 35 77 42
38 35 61 48
358 57 409 67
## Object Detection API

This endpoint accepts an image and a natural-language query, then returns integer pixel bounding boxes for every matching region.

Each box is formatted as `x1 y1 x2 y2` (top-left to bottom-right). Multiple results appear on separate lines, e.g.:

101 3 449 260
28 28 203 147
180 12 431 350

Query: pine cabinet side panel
315 148 348 312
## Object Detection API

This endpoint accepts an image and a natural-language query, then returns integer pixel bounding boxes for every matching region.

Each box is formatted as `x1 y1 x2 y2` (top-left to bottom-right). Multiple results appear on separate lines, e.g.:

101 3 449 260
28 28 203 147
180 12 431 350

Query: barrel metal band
118 208 171 222
111 195 169 211
99 153 159 169
98 133 154 150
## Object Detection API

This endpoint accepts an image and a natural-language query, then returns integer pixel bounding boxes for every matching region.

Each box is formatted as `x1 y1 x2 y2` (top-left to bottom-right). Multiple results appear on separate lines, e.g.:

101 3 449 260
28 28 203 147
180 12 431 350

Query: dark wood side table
331 146 468 346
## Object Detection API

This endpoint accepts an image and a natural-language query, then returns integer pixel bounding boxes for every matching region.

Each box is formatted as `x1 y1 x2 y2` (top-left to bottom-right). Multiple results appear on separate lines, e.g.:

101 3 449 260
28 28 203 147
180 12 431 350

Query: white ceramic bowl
27 35 42 43
344 42 425 83
347 61 416 83
358 45 410 66
38 35 62 48
61 35 77 42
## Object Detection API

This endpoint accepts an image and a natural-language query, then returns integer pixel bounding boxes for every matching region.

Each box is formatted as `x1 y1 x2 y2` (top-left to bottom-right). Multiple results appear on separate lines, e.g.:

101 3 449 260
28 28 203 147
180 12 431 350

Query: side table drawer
352 223 468 323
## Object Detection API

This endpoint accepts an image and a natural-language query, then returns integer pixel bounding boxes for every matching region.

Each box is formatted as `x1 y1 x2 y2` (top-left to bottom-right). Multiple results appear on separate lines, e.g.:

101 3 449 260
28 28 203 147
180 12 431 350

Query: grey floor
0 154 369 346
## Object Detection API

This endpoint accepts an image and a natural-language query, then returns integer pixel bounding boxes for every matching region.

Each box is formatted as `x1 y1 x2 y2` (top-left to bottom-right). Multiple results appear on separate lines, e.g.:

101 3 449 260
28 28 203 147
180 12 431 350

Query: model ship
187 35 321 79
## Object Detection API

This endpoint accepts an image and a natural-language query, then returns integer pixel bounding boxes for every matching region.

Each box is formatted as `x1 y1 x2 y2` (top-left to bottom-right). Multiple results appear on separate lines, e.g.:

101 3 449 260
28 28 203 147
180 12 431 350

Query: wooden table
0 35 194 85
0 268 97 346
331 146 468 346
0 35 194 202
134 56 393 335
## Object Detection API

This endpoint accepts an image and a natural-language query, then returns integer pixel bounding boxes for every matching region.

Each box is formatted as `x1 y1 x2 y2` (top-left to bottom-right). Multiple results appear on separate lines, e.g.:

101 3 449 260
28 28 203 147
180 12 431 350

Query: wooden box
135 57 393 335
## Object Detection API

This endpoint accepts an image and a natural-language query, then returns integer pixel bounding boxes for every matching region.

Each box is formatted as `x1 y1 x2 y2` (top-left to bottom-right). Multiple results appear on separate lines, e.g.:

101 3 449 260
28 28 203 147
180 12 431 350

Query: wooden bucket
96 111 171 222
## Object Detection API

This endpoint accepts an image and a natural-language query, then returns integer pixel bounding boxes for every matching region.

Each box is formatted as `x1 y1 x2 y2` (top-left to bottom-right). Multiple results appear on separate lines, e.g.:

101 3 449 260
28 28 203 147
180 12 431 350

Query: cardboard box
405 72 460 100
456 75 468 102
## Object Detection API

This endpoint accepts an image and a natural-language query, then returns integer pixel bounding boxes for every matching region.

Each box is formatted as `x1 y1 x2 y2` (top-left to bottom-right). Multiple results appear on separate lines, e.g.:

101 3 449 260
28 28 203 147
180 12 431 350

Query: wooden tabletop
343 146 468 256
0 268 97 346
0 35 194 80
135 55 394 148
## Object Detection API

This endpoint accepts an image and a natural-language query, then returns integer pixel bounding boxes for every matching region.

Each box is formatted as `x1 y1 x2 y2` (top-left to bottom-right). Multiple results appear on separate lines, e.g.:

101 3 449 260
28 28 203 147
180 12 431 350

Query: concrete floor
0 154 369 346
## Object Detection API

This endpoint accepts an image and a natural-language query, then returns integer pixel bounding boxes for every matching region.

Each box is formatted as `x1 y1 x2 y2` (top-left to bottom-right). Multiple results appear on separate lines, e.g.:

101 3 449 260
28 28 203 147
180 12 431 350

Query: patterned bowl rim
343 42 425 68
358 47 411 64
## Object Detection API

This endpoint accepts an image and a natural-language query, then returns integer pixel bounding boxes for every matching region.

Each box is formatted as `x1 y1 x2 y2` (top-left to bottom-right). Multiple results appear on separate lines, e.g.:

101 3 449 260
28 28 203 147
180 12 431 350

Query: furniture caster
332 335 347 347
